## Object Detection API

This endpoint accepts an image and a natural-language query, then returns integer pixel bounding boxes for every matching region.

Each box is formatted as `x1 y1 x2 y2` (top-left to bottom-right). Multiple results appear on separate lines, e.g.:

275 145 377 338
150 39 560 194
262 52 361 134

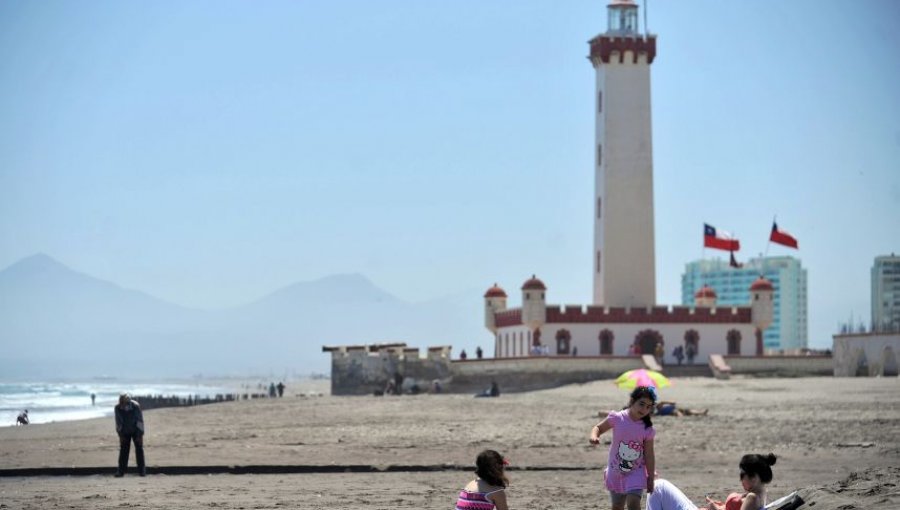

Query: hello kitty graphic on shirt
617 440 643 473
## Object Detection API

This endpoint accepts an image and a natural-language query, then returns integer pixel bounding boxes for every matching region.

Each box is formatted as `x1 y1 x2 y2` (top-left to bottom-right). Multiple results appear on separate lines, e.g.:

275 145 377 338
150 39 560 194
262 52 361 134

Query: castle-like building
483 0 774 363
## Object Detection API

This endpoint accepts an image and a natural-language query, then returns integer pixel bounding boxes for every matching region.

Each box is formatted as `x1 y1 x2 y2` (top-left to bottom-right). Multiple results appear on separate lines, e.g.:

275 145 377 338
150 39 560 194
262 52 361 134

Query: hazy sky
1 1 898 349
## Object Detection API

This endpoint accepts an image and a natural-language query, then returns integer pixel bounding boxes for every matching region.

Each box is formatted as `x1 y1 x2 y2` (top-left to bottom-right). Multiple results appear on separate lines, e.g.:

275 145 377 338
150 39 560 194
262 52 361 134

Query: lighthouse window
597 143 602 166
598 90 602 113
597 251 602 273
597 197 602 219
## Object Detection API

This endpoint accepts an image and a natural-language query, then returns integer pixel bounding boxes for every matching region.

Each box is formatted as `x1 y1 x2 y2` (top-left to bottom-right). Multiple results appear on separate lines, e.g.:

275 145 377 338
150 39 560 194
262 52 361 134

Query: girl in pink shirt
590 386 657 510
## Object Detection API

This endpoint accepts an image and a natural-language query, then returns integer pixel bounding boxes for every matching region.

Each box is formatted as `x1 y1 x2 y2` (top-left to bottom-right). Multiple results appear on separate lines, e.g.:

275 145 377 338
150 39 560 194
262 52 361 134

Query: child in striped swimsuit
455 450 509 510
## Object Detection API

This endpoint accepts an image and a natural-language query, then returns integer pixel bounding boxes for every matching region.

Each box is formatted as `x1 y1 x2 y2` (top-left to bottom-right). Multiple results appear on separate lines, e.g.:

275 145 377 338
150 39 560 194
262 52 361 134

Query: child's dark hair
629 386 658 429
475 449 509 488
739 453 777 483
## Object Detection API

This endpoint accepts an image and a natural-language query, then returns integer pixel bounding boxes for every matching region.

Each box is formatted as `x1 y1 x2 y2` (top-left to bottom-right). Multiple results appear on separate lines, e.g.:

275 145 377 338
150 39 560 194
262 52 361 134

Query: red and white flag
704 223 740 252
770 222 798 249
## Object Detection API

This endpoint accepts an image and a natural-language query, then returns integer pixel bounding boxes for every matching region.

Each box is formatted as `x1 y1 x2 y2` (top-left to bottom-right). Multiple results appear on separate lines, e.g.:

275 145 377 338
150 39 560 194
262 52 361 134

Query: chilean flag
704 223 740 251
770 222 798 248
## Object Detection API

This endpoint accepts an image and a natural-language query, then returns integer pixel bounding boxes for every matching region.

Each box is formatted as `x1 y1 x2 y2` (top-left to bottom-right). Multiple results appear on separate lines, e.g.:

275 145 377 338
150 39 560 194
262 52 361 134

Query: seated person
16 409 29 425
647 452 803 510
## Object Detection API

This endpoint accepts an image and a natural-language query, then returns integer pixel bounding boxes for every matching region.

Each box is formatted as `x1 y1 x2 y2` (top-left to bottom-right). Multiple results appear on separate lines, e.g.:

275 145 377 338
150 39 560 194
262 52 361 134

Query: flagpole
763 215 776 276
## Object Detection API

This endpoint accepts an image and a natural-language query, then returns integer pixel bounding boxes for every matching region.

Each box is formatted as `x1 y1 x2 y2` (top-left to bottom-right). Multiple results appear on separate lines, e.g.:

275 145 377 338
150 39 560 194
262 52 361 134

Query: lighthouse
590 0 657 307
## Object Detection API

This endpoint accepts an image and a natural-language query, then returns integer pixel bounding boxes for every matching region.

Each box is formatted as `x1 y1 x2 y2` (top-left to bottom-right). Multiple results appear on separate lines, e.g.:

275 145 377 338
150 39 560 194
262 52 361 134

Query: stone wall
722 355 833 377
448 356 645 394
832 333 900 377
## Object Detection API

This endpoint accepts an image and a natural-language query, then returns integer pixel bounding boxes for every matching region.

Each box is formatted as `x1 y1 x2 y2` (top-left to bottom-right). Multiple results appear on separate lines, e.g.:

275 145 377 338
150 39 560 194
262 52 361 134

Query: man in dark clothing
115 393 145 477
276 382 285 397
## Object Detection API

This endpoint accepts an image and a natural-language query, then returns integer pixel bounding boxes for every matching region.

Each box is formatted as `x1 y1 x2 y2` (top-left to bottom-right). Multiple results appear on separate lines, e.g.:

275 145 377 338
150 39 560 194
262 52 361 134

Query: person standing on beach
589 386 657 510
91 393 96 406
114 393 145 477
16 409 29 425
454 449 510 510
276 382 285 397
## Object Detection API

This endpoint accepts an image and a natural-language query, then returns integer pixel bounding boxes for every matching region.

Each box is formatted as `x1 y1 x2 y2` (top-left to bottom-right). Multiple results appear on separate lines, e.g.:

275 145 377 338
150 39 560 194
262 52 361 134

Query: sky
1 0 898 350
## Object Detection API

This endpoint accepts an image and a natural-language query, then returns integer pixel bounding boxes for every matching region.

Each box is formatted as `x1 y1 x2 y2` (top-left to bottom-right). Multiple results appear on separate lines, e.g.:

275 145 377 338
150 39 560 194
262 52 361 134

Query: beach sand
1 376 898 509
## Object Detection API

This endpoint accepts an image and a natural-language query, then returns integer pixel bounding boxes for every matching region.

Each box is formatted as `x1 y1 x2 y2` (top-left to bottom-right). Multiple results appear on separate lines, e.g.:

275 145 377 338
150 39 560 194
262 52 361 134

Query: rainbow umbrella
614 368 671 390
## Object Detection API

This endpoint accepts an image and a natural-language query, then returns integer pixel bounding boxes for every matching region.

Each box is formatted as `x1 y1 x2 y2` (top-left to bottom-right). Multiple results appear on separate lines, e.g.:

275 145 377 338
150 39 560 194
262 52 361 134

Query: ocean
0 379 246 427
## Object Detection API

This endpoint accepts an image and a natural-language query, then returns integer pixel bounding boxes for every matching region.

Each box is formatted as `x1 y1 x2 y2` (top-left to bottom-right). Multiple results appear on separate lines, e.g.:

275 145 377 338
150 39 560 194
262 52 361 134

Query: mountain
0 254 486 379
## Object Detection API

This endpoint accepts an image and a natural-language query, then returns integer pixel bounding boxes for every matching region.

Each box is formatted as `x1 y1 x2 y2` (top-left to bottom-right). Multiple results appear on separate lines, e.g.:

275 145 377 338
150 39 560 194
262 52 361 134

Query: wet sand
1 376 898 509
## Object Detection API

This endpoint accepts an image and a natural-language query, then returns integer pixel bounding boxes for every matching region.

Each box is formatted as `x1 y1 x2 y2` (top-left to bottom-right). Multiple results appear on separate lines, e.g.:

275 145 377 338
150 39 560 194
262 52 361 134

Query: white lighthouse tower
590 0 657 307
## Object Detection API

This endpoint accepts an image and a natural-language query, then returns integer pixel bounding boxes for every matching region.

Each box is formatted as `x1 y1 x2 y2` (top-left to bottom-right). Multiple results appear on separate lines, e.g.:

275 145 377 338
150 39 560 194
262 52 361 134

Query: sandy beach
1 376 898 509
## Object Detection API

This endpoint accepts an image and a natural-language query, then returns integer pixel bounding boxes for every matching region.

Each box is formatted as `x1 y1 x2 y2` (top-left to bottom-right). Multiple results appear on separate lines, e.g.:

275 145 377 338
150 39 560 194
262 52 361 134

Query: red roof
484 284 508 298
521 275 546 291
694 285 717 299
750 277 774 291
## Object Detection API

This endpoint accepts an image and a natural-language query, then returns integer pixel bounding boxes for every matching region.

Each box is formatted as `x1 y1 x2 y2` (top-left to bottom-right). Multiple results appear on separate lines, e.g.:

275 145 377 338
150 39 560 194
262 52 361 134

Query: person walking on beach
16 409 29 425
114 393 146 477
646 453 778 510
276 381 285 397
454 449 510 510
91 392 96 406
589 386 658 510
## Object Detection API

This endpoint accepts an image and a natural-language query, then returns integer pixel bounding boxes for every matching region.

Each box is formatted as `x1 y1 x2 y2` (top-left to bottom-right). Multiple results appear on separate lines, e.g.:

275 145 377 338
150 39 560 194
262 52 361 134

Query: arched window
555 329 571 355
599 329 614 355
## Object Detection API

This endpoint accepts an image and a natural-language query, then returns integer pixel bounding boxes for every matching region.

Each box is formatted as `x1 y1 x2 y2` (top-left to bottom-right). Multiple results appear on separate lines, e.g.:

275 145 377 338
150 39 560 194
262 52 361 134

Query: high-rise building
872 254 900 333
681 256 807 351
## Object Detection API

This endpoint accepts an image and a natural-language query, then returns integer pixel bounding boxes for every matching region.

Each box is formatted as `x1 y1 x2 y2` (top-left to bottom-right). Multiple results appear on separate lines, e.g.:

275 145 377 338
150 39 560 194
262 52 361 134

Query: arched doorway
853 348 869 377
555 329 571 355
881 346 897 376
599 329 614 355
726 329 742 355
635 330 662 355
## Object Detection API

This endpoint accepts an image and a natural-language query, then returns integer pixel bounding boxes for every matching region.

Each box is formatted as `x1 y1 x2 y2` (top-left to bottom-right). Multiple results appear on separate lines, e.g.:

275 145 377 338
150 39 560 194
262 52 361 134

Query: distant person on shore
476 346 483 359
432 379 443 393
460 349 468 360
114 394 145 477
276 382 285 398
686 344 696 364
268 382 277 398
454 449 510 510
655 401 708 417
673 346 684 366
655 342 665 366
91 393 96 406
646 453 780 510
16 409 29 425
475 380 500 398
590 386 657 510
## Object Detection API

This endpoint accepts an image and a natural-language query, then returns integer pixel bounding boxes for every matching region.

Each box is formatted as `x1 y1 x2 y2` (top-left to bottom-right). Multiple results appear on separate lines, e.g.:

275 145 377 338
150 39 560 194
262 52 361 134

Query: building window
597 250 602 273
597 143 602 166
727 329 742 355
597 197 602 219
599 329 614 355
598 90 603 113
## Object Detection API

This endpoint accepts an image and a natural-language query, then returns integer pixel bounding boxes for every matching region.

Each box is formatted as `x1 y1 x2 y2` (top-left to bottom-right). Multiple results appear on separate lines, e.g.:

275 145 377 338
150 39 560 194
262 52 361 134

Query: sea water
0 380 243 427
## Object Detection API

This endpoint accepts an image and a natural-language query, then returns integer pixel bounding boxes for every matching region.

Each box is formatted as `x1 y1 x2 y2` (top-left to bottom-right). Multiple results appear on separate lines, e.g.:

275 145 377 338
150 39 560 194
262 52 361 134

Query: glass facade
872 254 900 333
681 256 808 351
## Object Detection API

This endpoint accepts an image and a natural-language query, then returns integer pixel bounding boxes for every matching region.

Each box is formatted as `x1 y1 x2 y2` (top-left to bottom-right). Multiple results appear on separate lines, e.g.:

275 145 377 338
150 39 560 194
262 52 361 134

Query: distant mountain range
0 254 485 379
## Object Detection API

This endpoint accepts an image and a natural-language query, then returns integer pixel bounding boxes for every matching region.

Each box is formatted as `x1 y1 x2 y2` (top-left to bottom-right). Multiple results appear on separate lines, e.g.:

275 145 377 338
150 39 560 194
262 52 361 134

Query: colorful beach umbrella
614 368 671 390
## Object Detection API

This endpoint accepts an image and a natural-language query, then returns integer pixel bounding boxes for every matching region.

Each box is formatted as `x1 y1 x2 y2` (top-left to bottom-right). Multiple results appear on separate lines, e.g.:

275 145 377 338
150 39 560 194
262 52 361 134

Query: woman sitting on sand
647 453 776 510
455 449 509 510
